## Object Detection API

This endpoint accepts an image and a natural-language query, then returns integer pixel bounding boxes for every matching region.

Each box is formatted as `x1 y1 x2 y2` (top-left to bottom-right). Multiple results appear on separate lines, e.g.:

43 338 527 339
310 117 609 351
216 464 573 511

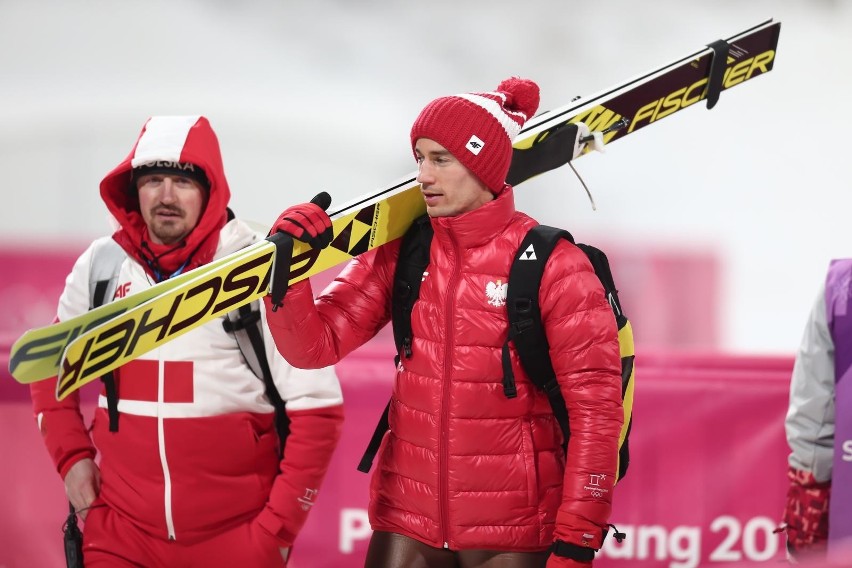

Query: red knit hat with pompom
410 77 540 194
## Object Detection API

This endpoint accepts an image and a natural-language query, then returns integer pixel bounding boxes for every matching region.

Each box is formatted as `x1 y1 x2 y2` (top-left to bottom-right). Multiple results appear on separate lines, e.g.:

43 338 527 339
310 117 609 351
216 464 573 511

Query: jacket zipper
440 230 461 549
157 354 177 540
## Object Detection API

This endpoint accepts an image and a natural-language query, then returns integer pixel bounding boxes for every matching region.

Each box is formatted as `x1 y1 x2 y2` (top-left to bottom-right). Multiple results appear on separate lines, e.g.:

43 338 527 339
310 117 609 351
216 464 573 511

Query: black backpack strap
95 275 119 434
89 239 126 433
391 214 433 365
359 215 433 474
357 400 390 473
101 372 120 433
88 240 125 309
505 225 574 452
223 303 290 456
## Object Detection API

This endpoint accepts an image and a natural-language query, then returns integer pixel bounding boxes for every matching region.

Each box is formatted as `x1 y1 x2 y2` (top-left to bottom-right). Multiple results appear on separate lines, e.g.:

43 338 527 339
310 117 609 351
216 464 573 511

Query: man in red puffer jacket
265 78 623 567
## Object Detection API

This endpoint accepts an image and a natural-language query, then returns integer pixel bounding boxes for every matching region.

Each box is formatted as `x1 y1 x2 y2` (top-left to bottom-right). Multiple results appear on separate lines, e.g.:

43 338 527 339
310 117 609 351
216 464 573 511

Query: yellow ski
55 186 425 399
8 243 264 384
6 19 780 399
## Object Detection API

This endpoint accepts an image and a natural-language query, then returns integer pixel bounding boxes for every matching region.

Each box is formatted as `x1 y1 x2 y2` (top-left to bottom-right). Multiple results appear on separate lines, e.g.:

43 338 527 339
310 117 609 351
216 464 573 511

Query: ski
7 244 271 385
7 19 780 397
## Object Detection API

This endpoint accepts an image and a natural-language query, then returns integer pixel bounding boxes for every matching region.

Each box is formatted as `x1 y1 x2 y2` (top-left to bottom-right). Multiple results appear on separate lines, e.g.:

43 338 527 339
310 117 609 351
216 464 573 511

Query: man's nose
416 162 434 185
159 178 177 202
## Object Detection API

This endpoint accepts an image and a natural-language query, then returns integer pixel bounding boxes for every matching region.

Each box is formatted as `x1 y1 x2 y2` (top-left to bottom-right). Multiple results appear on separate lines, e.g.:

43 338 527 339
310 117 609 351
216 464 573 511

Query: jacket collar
431 186 516 249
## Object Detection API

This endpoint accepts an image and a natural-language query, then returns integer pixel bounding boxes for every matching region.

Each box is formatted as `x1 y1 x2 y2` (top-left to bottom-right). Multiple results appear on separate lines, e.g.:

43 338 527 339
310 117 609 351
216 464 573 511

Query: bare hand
64 458 101 521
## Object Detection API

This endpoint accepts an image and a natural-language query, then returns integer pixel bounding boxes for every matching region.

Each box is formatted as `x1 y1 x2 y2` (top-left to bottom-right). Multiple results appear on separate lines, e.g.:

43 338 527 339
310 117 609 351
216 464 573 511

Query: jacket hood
100 116 230 280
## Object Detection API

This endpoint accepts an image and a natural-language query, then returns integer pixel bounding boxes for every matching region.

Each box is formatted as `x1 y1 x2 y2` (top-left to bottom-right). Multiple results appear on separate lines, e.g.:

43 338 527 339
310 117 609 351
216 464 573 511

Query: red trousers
82 502 287 567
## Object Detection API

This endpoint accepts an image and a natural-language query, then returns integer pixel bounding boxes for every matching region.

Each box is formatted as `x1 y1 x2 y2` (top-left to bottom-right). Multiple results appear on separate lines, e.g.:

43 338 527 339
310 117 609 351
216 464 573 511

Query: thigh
82 503 156 568
364 531 459 568
182 521 285 568
458 548 549 568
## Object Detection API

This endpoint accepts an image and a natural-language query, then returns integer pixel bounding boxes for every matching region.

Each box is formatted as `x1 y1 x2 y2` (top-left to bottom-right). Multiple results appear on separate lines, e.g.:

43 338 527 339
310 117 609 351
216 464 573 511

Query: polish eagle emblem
485 279 508 307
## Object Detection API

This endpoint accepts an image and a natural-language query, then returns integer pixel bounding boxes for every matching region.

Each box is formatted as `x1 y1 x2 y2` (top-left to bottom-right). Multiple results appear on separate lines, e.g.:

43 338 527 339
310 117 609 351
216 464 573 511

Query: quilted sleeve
264 242 399 369
539 240 623 552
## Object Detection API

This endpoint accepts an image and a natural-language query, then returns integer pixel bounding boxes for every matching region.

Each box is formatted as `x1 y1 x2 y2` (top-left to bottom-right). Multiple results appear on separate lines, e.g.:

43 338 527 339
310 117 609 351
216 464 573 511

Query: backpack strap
391 214 433 364
504 225 574 452
89 239 126 433
357 400 390 474
359 215 433 474
223 303 290 456
89 239 126 310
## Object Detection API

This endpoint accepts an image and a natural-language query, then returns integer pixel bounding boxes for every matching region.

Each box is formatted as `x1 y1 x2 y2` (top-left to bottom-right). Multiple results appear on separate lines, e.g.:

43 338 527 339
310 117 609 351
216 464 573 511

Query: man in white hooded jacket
30 116 344 567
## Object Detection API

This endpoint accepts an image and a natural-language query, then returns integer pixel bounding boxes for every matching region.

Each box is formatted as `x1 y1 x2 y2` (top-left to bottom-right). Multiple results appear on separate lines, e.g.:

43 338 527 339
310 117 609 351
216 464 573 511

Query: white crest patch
485 279 508 307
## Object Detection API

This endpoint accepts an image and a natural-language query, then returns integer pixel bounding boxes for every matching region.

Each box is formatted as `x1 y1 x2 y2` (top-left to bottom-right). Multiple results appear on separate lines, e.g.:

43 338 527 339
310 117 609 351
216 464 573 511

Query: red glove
270 192 333 250
781 466 830 559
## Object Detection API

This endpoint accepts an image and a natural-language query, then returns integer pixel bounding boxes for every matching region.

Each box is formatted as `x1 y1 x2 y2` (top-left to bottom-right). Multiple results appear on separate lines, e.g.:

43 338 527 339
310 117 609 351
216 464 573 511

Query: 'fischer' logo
629 49 775 133
57 250 273 399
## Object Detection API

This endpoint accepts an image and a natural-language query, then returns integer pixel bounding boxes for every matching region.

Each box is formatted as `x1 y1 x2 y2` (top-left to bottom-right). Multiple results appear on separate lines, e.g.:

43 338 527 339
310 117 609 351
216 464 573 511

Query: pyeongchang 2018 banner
1 346 797 567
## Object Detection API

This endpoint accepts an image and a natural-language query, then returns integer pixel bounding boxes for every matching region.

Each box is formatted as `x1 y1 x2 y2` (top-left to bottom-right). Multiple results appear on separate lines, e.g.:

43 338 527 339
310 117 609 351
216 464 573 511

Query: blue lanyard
149 256 191 283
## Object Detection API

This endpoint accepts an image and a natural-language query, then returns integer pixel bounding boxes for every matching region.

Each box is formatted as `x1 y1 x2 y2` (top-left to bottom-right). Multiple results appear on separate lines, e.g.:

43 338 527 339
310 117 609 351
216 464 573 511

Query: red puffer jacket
266 187 623 552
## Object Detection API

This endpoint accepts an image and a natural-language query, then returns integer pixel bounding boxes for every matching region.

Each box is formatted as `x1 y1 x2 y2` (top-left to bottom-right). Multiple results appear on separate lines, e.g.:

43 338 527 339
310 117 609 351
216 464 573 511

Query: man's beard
150 207 188 244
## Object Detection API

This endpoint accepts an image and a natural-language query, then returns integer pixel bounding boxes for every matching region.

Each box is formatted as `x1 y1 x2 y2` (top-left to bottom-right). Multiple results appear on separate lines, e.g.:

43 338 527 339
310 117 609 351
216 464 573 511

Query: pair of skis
8 20 781 399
